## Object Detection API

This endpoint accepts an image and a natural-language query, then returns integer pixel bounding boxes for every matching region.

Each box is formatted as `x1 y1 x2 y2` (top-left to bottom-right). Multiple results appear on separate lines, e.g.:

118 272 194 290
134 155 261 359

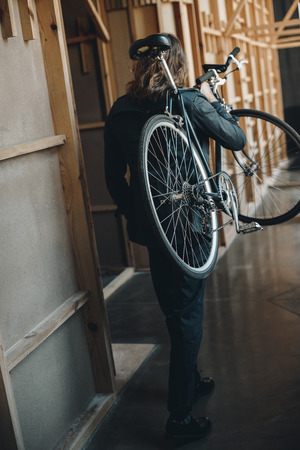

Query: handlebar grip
229 47 240 57
195 69 216 85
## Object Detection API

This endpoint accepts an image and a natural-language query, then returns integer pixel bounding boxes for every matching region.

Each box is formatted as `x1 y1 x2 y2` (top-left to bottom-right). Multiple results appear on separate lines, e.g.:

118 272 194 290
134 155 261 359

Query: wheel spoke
139 115 219 278
225 110 300 225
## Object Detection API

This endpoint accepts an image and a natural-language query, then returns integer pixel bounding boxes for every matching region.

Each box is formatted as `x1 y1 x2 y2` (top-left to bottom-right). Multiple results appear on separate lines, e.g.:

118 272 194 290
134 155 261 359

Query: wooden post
35 0 115 394
17 0 37 40
0 0 17 37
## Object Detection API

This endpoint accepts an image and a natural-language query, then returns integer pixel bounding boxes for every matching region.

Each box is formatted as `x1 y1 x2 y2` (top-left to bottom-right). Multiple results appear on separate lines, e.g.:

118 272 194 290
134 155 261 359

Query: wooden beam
103 268 134 301
91 204 117 212
0 0 17 37
17 0 37 40
224 0 247 37
35 0 115 393
254 27 300 38
6 291 90 372
276 40 300 49
82 0 110 42
67 33 96 44
52 394 115 449
94 0 117 110
274 0 299 38
77 16 91 73
0 135 66 162
241 18 300 33
277 29 300 38
0 330 24 450
79 121 105 130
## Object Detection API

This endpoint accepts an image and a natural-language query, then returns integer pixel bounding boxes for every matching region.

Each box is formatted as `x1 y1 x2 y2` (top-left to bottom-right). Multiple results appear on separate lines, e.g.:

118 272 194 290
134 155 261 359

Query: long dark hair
126 33 188 102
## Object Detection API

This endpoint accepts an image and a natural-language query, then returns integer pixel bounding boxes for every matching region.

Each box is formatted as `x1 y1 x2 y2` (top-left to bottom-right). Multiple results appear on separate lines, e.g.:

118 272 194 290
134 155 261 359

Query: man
104 33 246 440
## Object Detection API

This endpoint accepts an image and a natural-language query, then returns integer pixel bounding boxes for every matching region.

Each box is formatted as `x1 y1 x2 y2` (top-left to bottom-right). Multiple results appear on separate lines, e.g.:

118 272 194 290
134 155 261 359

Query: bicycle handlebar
196 47 240 85
196 70 216 84
229 47 240 58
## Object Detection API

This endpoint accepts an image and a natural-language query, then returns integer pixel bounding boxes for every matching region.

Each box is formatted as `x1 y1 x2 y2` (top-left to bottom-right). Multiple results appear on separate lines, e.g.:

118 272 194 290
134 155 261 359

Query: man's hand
199 82 217 103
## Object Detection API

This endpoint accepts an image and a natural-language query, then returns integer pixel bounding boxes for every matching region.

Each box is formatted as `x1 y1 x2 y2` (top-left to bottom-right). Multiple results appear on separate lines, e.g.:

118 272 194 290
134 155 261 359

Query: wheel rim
141 118 218 277
225 110 300 225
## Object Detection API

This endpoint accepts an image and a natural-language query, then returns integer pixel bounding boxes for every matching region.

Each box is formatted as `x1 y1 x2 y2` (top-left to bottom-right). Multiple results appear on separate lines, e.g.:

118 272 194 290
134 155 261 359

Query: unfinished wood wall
0 1 115 449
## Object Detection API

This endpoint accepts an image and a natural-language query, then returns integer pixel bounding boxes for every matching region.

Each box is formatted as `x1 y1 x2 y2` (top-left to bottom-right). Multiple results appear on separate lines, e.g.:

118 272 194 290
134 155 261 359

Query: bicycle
129 34 300 279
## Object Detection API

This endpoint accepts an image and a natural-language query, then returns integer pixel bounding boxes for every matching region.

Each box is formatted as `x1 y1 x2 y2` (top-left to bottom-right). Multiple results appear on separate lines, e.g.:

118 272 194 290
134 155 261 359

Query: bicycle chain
196 171 238 232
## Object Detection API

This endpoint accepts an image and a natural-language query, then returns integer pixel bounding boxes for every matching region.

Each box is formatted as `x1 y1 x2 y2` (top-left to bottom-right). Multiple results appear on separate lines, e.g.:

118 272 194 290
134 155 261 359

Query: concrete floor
85 218 300 450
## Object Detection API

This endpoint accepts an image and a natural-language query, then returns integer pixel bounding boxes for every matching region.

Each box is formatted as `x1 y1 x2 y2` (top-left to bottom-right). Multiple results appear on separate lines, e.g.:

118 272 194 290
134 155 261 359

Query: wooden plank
127 0 137 42
231 32 269 47
193 0 205 65
35 0 115 393
202 26 222 36
274 0 299 38
254 27 300 38
0 134 66 162
0 0 17 37
82 0 110 42
95 0 117 110
224 0 247 37
187 2 202 76
276 35 300 43
276 41 300 49
103 267 134 300
54 393 115 450
79 121 105 131
6 291 90 372
77 17 91 73
242 18 300 32
67 33 96 44
91 204 117 212
0 330 25 450
17 0 37 40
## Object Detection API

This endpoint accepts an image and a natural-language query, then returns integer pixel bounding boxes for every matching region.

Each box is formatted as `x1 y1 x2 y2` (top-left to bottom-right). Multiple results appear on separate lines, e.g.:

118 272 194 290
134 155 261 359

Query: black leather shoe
194 377 215 403
165 414 211 440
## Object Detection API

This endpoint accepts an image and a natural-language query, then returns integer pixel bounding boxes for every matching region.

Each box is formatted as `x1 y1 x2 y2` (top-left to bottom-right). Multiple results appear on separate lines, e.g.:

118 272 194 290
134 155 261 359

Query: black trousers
147 245 206 417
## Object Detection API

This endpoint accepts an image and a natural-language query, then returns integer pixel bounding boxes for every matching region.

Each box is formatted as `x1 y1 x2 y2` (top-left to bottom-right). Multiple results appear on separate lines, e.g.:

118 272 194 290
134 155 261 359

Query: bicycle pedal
239 221 263 234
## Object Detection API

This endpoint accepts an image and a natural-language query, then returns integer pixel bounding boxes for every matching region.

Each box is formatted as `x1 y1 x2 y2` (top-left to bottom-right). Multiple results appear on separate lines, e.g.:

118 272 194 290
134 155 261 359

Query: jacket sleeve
191 93 246 151
104 115 130 217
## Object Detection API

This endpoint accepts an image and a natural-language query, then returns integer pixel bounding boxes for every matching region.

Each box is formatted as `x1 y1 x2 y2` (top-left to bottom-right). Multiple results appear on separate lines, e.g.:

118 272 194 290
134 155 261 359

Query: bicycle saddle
129 34 171 60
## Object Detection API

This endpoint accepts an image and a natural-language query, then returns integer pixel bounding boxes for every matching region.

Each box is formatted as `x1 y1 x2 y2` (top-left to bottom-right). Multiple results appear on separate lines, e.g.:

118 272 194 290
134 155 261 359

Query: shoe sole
165 425 211 440
165 431 210 440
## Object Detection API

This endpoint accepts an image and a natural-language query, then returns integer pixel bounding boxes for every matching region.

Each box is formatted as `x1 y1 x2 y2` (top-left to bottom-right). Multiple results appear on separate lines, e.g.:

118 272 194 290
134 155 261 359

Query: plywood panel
0 150 79 350
10 313 96 450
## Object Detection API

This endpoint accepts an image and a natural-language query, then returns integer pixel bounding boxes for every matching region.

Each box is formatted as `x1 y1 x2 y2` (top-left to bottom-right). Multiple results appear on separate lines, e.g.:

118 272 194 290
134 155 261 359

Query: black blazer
104 89 246 246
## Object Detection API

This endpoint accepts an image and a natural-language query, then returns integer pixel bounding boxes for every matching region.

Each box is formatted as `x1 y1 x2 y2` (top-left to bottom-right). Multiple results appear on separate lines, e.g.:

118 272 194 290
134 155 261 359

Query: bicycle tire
139 114 219 279
221 109 300 225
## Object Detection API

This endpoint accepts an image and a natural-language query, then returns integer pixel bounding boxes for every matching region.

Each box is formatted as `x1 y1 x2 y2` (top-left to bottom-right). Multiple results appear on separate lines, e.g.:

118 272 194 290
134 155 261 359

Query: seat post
158 54 178 94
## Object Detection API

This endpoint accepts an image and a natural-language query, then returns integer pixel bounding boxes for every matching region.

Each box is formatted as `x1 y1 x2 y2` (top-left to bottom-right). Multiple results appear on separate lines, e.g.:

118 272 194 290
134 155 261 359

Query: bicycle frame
159 52 262 235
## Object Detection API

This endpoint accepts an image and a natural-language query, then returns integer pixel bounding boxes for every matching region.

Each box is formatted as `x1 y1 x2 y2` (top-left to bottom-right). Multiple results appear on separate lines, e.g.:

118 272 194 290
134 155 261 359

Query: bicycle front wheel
222 109 300 225
139 114 219 279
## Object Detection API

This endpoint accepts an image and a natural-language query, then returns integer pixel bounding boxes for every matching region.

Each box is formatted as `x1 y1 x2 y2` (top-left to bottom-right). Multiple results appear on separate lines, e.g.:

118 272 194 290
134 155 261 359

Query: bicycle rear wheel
221 109 300 225
139 114 219 279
